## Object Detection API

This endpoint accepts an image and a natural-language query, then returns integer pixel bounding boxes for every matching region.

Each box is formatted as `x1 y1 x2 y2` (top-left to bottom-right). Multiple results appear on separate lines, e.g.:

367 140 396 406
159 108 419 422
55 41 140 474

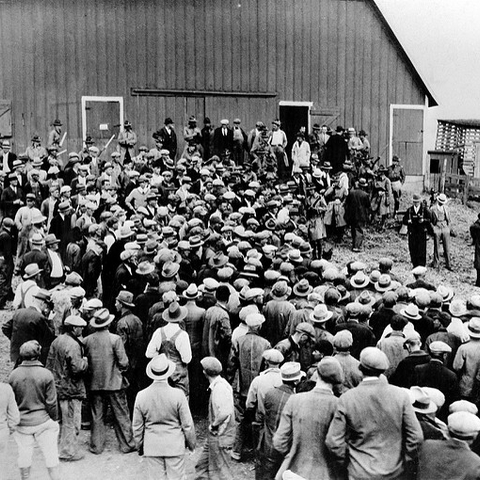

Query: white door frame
389 103 426 173
279 101 314 133
81 96 124 143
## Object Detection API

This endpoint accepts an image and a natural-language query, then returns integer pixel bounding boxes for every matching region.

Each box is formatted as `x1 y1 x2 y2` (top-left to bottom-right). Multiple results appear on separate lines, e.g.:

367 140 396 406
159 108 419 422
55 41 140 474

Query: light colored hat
280 362 305 382
83 298 103 310
239 305 260 322
64 315 87 327
359 347 389 371
401 303 422 320
467 317 480 338
146 354 176 381
262 349 284 364
437 193 447 204
437 285 454 302
246 313 265 328
287 249 303 264
69 287 86 299
201 356 223 375
449 400 478 414
31 212 47 225
203 277 219 293
422 387 445 409
293 279 313 297
310 304 333 324
116 290 135 308
428 341 452 354
184 283 199 300
409 386 437 415
23 263 43 279
411 266 427 276
333 330 353 349
450 299 468 317
448 411 480 438
244 287 264 301
271 280 290 299
375 274 393 292
351 271 369 289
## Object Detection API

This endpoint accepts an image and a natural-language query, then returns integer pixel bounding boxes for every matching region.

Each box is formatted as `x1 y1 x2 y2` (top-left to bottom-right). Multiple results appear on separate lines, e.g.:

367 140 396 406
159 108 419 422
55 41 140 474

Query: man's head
404 332 422 354
64 315 87 337
316 356 344 386
19 340 41 361
216 285 231 304
2 140 10 153
448 412 480 444
359 347 389 377
201 356 223 379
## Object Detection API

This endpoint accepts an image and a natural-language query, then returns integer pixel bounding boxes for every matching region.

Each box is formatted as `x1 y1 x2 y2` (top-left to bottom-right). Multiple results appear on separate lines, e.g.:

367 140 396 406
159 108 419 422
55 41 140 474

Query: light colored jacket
133 381 195 456
326 378 423 479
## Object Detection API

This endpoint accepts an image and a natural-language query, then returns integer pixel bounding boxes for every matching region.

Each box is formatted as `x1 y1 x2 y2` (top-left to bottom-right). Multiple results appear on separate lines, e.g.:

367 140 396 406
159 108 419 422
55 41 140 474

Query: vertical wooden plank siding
0 0 431 158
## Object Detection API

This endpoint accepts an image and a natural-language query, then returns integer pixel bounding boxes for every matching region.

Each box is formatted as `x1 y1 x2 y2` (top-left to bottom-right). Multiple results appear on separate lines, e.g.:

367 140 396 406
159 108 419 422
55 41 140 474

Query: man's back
133 381 195 457
326 378 423 479
418 438 480 480
84 330 128 391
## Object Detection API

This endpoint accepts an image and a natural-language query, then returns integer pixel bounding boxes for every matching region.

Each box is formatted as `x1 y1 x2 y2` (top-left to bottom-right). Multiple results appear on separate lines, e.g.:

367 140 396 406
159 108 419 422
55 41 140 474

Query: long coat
403 204 432 267
274 386 342 480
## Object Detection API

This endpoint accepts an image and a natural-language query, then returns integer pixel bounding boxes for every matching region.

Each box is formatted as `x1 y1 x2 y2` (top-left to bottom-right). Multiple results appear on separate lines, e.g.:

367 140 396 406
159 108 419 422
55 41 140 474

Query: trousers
432 224 451 267
195 434 233 480
13 419 59 468
59 398 82 459
145 455 186 480
89 390 135 454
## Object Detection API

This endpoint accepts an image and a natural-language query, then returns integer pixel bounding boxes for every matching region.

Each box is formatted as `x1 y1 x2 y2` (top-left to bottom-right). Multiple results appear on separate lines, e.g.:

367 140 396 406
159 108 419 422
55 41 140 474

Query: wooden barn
0 0 436 175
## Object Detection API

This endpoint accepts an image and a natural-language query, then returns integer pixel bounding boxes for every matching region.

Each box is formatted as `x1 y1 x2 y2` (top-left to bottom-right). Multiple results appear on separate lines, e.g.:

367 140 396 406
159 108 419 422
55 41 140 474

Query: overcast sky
376 0 480 120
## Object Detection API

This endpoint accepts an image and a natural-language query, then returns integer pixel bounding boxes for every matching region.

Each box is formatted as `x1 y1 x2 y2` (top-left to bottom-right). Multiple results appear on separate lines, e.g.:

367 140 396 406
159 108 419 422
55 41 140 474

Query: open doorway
279 102 311 160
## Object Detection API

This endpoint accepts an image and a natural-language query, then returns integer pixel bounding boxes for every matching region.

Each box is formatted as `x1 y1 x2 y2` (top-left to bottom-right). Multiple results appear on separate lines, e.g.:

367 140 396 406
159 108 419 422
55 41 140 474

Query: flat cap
317 356 344 384
449 400 478 414
428 341 452 354
246 313 265 328
359 347 389 371
262 349 284 364
201 356 223 375
64 315 87 327
448 411 480 438
295 322 315 339
333 330 353 349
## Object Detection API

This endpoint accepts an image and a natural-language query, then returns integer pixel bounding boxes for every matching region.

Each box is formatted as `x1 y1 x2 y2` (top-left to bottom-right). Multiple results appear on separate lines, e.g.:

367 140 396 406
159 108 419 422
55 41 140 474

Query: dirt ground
0 195 479 479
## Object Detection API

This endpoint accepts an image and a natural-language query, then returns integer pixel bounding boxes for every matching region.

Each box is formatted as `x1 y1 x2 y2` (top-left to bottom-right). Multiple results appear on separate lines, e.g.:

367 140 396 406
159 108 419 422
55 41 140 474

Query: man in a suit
1 173 24 219
0 140 16 173
213 119 234 159
413 341 460 420
274 357 344 480
326 347 423 480
154 118 177 160
133 354 195 479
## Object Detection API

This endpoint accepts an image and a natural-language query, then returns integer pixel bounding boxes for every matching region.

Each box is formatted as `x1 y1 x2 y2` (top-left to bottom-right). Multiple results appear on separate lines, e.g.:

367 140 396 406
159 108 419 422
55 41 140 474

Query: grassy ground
0 194 478 479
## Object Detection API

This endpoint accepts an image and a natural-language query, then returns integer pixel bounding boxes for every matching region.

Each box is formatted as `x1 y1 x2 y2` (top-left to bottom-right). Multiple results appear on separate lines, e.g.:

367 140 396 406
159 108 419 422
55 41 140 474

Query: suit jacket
274 386 342 480
1 185 24 218
83 329 128 390
418 439 480 480
326 378 423 479
157 126 177 159
132 381 195 456
213 126 234 156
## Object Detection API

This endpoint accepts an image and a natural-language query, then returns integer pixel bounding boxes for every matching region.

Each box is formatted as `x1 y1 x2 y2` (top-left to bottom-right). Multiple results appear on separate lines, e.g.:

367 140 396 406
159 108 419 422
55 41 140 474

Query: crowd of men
0 116 480 480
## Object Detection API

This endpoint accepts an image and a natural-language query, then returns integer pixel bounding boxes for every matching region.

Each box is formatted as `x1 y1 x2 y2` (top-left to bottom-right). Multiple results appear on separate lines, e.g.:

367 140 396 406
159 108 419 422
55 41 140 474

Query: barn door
0 100 12 138
82 96 124 160
309 105 341 131
391 106 424 175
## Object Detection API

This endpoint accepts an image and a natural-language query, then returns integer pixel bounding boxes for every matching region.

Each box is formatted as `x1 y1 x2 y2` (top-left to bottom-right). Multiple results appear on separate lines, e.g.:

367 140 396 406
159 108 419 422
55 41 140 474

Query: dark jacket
45 332 88 400
344 187 370 225
390 350 431 388
2 306 55 365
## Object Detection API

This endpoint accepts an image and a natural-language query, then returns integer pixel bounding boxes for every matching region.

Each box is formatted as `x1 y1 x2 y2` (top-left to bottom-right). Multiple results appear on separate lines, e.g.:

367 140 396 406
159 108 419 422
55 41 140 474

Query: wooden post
463 175 470 204
440 157 447 193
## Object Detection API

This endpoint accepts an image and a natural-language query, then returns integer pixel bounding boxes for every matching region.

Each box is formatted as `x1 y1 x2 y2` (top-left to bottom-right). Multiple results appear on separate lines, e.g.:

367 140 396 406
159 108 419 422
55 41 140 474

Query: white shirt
2 152 10 173
146 323 192 363
13 280 40 309
48 249 63 278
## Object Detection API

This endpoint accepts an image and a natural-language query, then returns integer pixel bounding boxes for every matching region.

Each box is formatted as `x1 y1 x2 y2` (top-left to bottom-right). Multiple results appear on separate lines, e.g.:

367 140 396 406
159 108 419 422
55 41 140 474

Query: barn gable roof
370 0 438 107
